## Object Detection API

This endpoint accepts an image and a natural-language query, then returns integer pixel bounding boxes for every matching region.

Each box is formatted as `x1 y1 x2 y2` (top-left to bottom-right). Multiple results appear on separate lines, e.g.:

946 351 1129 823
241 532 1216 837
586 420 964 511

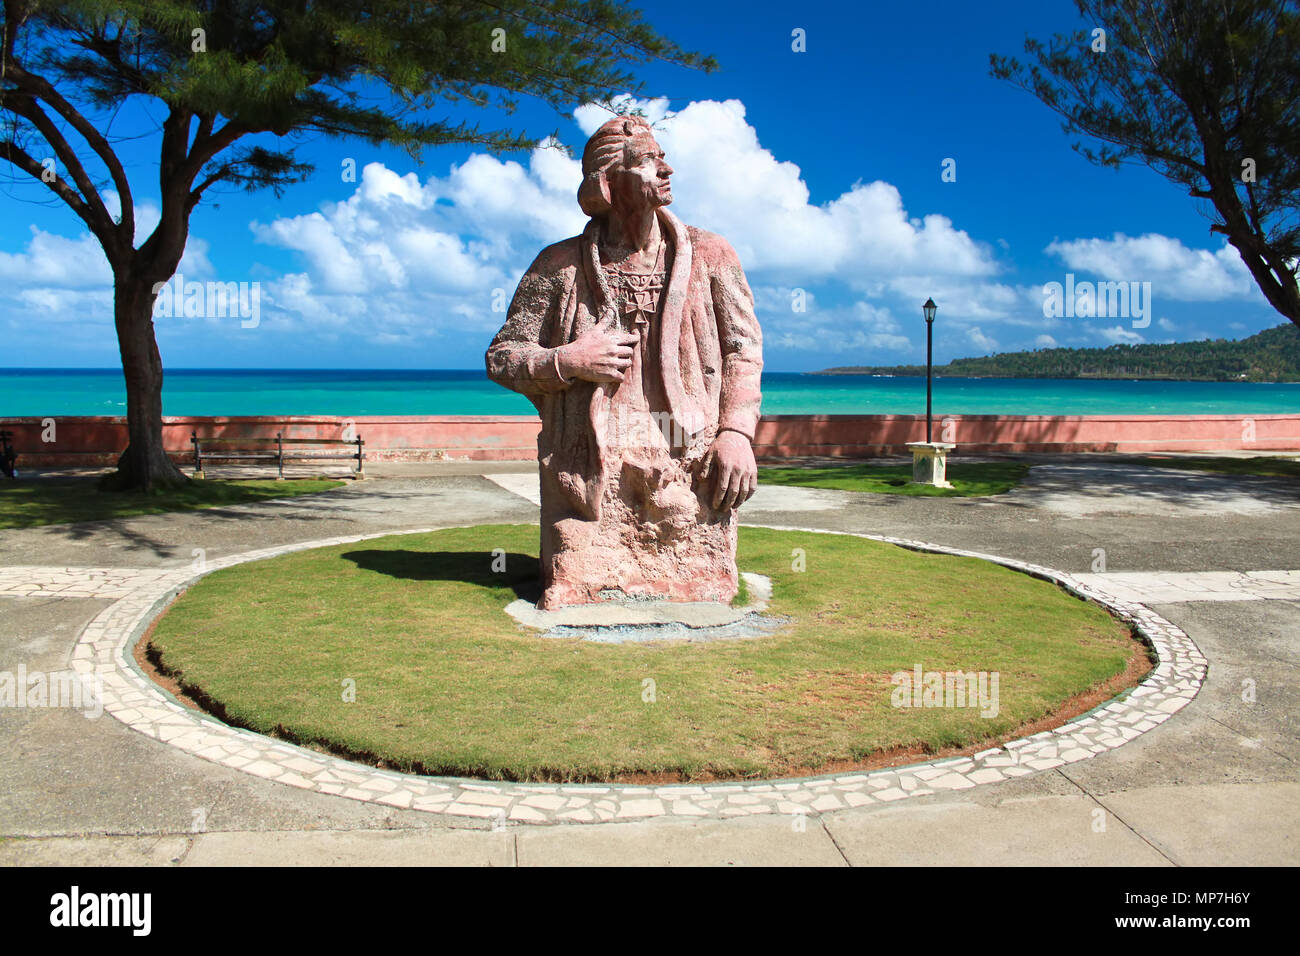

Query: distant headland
816 323 1299 383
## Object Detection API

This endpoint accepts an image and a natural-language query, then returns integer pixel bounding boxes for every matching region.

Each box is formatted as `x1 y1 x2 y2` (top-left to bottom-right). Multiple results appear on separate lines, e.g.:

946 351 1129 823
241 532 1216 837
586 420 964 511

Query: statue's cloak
486 207 763 520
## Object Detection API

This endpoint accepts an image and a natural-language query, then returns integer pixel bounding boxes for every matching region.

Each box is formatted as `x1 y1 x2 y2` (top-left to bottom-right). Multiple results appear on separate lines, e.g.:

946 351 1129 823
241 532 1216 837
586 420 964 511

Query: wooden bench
190 431 364 480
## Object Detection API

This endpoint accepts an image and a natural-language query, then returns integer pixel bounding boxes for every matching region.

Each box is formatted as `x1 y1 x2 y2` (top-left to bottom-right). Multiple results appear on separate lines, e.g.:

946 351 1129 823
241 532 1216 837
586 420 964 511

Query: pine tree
992 0 1300 330
1 0 713 488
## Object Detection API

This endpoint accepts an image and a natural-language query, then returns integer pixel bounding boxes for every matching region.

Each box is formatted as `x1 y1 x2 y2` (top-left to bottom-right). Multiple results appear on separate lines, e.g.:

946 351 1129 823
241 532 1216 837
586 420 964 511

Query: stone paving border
62 523 1207 826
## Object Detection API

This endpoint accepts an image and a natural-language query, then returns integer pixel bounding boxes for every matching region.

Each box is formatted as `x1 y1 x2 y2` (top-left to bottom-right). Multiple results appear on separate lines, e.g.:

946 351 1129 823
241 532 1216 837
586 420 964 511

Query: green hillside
819 323 1300 382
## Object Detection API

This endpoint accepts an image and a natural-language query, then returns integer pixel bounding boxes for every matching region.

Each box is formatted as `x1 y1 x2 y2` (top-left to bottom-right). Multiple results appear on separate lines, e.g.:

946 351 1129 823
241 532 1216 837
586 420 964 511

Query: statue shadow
340 549 543 603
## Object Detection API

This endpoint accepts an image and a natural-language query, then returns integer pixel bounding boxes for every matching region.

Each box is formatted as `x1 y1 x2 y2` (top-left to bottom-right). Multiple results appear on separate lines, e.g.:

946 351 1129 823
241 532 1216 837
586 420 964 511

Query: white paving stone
616 799 665 818
508 805 547 822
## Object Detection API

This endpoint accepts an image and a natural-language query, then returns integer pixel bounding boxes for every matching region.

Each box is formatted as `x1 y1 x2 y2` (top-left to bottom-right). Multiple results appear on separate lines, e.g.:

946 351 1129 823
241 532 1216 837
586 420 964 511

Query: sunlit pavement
1 455 1296 866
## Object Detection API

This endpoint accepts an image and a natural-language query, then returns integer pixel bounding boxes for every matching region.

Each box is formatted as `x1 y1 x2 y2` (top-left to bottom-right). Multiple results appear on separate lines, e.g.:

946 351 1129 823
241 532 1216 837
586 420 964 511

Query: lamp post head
923 297 937 323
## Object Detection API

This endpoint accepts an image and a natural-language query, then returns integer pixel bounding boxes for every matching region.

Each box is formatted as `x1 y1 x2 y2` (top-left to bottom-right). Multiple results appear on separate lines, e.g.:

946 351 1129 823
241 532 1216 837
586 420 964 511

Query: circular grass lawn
146 524 1147 782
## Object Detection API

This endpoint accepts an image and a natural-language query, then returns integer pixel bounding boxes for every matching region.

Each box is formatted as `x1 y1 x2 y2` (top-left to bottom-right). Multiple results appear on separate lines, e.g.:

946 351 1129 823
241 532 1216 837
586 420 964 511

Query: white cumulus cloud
239 96 1010 358
1097 325 1145 344
576 97 998 283
1046 233 1256 302
966 326 998 353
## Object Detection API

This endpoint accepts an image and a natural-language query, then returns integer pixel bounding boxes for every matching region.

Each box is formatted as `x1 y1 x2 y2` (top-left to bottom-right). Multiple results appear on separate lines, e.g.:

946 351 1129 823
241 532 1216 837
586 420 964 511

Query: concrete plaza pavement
0 455 1296 866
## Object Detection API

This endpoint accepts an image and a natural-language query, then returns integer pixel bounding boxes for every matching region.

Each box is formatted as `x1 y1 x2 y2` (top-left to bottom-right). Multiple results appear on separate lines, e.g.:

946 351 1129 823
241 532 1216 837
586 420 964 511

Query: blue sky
0 0 1284 371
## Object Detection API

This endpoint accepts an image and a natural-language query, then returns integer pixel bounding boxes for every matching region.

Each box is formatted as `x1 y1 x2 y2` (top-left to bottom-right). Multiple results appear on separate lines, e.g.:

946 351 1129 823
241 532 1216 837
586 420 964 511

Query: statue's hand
557 327 640 383
699 429 757 510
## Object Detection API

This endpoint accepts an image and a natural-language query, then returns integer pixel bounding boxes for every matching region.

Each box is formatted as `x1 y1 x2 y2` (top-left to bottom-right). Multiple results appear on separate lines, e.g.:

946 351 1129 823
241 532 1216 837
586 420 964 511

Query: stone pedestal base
506 573 783 642
907 441 956 489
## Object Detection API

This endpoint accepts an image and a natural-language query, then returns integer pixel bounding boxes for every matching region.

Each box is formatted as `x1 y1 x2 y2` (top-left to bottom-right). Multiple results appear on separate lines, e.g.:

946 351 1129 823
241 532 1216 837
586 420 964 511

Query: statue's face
607 130 673 213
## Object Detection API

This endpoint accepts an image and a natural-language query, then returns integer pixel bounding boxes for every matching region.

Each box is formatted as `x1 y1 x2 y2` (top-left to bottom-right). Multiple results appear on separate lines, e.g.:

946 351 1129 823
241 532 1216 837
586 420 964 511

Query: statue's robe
486 207 763 608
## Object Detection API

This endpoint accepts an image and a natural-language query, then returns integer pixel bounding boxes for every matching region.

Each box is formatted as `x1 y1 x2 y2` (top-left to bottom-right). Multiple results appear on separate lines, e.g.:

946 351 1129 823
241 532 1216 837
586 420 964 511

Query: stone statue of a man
486 115 763 609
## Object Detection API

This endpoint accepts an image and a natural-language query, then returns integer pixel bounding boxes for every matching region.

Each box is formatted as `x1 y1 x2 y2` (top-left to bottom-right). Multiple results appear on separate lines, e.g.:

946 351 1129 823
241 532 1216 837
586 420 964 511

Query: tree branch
183 119 250 183
1 94 127 254
0 137 120 259
4 61 135 240
188 163 233 211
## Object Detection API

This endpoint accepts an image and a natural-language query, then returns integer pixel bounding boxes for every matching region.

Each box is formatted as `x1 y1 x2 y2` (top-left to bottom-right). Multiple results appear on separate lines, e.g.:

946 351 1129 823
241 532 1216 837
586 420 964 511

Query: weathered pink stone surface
486 116 763 608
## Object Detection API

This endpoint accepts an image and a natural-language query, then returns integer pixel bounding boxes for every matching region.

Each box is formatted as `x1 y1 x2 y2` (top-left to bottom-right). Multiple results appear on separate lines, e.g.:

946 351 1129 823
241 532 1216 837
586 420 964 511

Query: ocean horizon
1 368 1297 418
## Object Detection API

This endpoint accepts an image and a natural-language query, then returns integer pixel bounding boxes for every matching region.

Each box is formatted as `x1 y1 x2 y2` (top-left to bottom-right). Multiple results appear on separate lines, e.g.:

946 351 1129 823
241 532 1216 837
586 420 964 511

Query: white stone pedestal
504 573 781 642
907 442 956 489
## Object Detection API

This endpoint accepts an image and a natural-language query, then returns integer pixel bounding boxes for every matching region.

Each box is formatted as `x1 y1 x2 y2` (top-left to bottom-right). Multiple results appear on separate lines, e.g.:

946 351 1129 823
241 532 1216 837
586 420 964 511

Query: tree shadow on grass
341 549 543 603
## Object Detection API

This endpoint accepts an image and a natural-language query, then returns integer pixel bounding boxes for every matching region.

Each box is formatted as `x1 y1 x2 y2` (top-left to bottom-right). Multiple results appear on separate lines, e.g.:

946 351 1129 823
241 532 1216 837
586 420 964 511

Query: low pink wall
3 413 1297 467
755 413 1300 456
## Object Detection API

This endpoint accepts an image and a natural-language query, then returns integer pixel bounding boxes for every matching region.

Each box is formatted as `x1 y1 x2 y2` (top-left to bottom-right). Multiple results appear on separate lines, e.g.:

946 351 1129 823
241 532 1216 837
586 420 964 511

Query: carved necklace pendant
602 240 666 330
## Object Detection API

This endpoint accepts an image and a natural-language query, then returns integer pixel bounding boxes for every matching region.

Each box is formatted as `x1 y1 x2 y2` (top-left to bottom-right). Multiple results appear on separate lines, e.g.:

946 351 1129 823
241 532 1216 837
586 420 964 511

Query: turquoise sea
0 369 1296 417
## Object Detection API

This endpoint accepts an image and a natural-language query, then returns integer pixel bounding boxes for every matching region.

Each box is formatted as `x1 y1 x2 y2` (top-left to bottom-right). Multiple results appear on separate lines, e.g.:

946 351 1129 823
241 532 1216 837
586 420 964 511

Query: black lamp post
923 297 937 442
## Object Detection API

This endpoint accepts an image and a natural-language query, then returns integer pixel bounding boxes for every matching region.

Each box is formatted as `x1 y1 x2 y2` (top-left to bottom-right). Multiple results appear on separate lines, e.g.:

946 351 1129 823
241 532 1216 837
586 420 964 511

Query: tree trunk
1211 203 1300 330
105 274 187 491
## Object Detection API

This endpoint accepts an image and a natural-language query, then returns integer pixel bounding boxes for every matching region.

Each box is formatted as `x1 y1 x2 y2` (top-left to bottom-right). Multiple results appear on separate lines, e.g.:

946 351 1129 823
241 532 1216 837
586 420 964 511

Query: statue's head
578 115 674 218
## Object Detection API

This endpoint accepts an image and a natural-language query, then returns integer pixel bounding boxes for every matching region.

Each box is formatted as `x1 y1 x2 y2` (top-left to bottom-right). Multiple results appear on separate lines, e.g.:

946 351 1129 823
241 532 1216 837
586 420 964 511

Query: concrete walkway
1 455 1296 866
